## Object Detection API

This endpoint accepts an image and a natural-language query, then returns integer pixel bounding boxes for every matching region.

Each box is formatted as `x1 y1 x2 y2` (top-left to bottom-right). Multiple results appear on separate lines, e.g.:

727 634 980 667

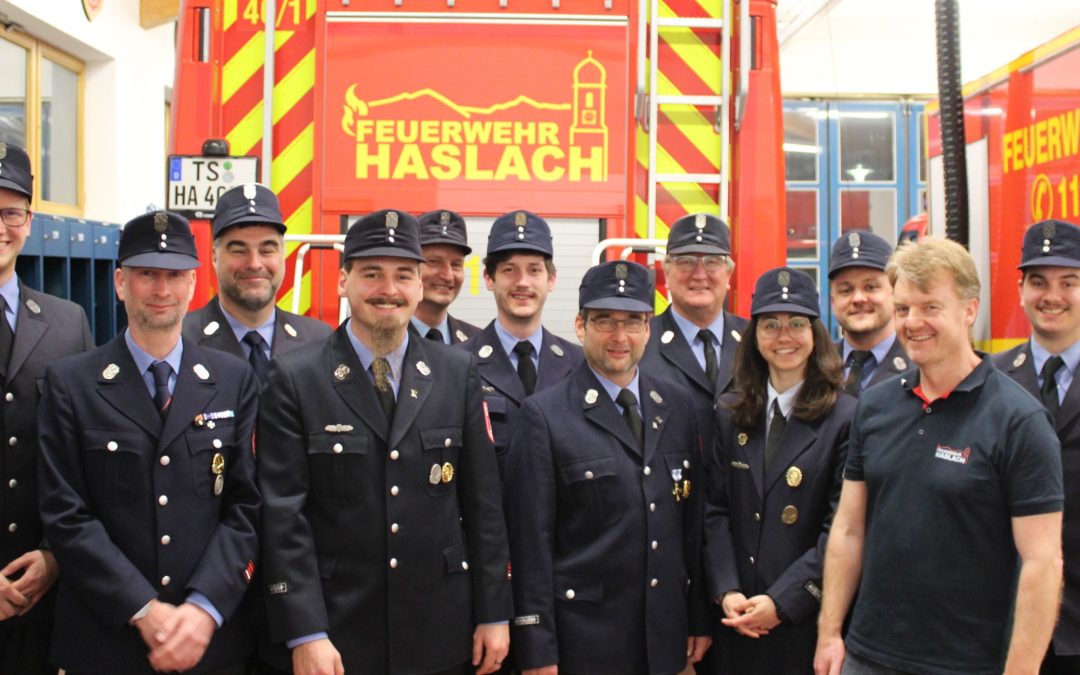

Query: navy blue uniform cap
579 260 654 313
1019 219 1080 269
119 211 200 270
343 209 425 263
212 183 286 238
486 210 553 257
666 213 731 256
0 143 33 199
828 229 893 278
418 209 472 254
751 267 820 317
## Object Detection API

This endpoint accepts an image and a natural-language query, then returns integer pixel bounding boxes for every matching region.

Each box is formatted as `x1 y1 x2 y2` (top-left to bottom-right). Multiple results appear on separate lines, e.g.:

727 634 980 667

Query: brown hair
483 250 556 279
727 316 844 428
886 236 979 300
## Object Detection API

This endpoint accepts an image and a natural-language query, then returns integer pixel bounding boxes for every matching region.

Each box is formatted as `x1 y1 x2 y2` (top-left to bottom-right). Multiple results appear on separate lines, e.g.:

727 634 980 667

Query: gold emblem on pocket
441 462 454 484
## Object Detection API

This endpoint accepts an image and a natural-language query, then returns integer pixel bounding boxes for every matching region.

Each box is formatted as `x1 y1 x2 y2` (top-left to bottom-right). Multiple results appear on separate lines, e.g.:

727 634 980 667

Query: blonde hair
886 236 980 300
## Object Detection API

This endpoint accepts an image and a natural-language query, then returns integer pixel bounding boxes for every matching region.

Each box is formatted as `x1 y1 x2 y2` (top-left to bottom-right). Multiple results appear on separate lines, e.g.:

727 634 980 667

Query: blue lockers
15 213 121 345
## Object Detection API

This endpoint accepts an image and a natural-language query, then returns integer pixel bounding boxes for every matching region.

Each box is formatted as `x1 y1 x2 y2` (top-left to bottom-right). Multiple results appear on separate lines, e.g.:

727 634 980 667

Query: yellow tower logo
570 51 608 181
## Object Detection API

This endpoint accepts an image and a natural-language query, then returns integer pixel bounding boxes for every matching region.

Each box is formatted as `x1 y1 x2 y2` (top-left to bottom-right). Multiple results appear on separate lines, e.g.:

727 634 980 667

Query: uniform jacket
0 284 93 628
183 296 332 361
258 326 512 674
409 314 483 344
505 363 709 674
37 336 260 674
995 343 1080 655
704 392 856 674
460 321 583 472
643 308 749 457
836 336 909 392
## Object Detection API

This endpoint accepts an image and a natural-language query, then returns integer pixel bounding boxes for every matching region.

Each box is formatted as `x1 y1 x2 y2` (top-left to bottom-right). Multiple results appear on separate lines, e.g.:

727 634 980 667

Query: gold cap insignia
154 212 169 233
777 270 791 287
515 211 527 227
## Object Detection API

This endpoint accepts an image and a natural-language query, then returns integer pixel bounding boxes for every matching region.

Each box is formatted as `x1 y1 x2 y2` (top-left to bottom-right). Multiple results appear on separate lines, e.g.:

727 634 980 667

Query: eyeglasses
0 208 29 229
669 254 728 273
588 316 649 333
757 316 812 338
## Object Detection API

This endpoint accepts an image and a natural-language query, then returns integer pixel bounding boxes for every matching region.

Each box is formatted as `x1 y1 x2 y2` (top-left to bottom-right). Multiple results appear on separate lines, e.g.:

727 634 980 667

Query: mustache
367 296 407 307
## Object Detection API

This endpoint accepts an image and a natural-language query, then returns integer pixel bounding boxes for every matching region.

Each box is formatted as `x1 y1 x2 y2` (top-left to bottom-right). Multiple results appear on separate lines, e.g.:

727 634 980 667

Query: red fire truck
927 25 1080 350
168 0 785 325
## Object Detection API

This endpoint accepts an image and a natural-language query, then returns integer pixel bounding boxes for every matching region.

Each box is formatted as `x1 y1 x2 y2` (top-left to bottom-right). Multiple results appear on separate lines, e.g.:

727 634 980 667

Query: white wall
0 0 174 223
781 0 1080 96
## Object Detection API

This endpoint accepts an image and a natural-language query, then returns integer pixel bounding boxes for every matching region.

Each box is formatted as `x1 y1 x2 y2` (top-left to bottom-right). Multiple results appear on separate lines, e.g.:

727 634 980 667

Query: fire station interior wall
452 217 600 342
927 137 991 347
0 0 176 223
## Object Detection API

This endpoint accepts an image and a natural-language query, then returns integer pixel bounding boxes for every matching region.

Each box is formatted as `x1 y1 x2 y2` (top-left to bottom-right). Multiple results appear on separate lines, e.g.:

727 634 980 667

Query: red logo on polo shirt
934 445 972 465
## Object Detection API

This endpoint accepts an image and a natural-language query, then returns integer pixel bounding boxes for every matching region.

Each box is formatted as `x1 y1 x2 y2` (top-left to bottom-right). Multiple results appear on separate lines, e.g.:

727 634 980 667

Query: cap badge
1012 352 1027 368
615 263 628 280
284 322 298 338
585 389 599 404
102 363 120 380
154 212 169 233
550 344 565 357
25 299 40 315
386 211 398 228
203 321 220 336
478 345 494 359
515 211 527 227
334 363 350 380
892 356 907 371
416 361 431 376
649 390 662 404
1044 221 1057 238
694 213 706 230
777 270 791 287
194 364 210 380
243 184 257 200
661 330 674 344
848 232 861 249
786 466 804 488
440 211 451 226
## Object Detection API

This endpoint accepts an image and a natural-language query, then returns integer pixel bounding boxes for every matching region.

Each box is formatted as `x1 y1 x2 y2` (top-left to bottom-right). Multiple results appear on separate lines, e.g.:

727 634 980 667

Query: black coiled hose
935 0 969 245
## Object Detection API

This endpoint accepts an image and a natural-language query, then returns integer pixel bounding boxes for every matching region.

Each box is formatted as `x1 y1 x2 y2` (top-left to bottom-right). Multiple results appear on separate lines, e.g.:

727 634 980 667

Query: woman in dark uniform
704 266 857 674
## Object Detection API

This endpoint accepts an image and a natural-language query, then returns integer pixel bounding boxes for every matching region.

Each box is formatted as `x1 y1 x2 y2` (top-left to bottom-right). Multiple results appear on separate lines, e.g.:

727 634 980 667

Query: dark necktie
764 399 787 469
0 297 13 382
371 357 396 421
1041 355 1065 417
242 331 270 384
150 361 172 419
514 341 537 396
698 329 718 390
426 328 444 343
844 350 874 396
616 388 644 450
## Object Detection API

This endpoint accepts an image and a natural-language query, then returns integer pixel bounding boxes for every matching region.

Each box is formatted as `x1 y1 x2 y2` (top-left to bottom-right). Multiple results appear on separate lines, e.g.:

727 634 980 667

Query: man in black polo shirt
814 237 1064 675
994 219 1080 674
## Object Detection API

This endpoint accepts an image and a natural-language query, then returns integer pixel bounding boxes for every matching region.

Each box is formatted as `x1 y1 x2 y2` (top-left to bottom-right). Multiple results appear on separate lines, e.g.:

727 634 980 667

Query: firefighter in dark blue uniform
705 267 855 675
460 210 582 475
410 209 483 345
505 260 711 675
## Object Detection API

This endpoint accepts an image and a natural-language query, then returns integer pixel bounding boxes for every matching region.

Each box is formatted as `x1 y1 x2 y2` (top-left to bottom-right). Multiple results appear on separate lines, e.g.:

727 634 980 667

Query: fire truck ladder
640 0 733 239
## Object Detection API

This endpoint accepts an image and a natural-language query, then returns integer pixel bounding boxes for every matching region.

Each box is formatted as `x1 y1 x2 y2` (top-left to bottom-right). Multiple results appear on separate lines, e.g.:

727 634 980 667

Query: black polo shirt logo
934 444 971 465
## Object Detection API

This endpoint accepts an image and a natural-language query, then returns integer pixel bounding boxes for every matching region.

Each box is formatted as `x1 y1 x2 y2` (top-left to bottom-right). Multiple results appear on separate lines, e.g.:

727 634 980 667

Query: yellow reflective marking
273 49 315 124
278 269 313 316
657 72 721 169
222 30 296 104
224 0 237 31
658 0 721 96
271 123 314 193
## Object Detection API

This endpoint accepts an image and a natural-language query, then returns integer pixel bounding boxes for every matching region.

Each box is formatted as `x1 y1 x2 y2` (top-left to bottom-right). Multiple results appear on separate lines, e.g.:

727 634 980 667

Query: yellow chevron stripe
655 144 717 210
657 0 721 96
271 123 314 194
306 0 317 20
222 30 296 105
273 49 315 124
278 269 313 316
654 288 670 313
283 197 314 252
226 104 263 156
657 73 721 168
224 0 237 31
692 0 722 19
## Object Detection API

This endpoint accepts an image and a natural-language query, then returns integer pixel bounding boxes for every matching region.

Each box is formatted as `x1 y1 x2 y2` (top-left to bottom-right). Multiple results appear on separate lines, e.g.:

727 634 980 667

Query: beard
220 276 279 313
